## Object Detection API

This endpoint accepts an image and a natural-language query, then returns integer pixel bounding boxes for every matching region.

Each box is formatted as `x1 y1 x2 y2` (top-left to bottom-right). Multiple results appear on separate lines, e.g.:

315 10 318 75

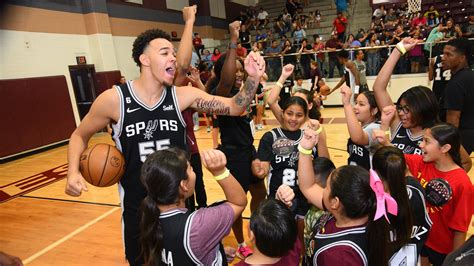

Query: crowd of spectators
191 1 473 82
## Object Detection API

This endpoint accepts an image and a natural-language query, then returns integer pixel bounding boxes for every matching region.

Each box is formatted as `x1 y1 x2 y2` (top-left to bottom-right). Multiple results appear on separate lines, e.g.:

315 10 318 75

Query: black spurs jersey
388 177 432 265
112 81 187 188
390 122 422 155
347 122 380 170
258 128 316 217
159 209 227 266
431 55 451 121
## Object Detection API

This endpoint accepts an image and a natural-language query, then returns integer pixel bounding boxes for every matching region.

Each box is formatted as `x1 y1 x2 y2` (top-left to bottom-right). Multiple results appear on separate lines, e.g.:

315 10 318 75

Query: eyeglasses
396 104 410 114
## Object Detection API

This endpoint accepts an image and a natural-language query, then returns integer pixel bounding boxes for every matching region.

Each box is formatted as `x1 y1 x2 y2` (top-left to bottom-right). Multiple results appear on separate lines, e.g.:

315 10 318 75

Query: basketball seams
80 144 124 187
85 144 98 185
97 144 111 186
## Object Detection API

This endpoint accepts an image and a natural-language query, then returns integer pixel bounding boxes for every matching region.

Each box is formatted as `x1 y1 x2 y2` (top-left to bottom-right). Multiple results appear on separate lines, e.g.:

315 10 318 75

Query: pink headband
369 169 398 223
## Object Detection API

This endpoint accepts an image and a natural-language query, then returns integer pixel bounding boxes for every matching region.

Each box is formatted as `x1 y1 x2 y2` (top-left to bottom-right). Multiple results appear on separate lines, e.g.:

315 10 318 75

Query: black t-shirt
443 68 474 129
217 87 254 147
301 44 313 62
240 31 251 48
282 45 297 64
278 79 293 109
431 55 451 121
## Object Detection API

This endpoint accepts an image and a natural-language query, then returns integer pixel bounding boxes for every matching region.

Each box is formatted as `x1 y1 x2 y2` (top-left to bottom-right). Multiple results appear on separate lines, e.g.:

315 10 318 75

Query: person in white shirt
257 8 269 29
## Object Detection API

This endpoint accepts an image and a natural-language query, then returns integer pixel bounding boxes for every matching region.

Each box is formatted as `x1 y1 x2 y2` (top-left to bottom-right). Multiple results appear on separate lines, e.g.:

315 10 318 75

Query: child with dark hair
140 148 247 265
266 64 330 158
235 196 300 265
372 146 432 265
372 38 472 171
340 85 381 170
375 121 472 266
298 129 392 266
255 96 315 252
404 124 472 266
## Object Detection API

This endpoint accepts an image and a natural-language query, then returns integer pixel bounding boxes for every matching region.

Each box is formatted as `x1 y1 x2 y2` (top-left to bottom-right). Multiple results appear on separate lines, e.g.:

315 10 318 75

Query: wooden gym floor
1 107 473 265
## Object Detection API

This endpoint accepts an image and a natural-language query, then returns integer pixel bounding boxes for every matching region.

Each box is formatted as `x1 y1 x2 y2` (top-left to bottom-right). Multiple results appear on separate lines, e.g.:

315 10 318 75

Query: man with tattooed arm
64 6 265 264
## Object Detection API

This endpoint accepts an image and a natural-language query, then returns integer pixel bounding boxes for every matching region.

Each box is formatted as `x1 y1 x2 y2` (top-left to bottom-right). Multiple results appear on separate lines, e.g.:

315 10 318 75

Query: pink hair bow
369 169 398 223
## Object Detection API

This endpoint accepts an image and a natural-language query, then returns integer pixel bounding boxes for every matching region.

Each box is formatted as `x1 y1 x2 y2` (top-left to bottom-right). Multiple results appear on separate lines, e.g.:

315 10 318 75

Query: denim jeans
366 52 380 76
328 57 343 78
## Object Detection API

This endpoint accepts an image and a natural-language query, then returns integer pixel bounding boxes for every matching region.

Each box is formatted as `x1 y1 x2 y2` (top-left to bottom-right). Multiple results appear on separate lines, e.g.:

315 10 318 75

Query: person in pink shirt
409 32 424 73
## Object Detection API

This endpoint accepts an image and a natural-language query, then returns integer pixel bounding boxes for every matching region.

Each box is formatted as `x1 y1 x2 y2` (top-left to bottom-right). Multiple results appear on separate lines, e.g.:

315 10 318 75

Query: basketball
79 144 125 187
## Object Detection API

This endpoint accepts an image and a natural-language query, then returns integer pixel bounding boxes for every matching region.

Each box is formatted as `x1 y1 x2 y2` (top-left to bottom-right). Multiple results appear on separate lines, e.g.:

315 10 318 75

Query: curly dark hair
132 29 171 68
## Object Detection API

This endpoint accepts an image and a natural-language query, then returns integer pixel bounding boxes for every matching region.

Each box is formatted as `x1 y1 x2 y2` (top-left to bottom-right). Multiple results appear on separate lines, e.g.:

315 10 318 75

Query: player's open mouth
165 67 175 76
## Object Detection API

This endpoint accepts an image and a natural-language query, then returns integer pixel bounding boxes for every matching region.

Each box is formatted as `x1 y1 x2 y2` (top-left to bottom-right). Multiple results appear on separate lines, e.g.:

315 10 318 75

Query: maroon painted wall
95 70 122 96
0 76 76 158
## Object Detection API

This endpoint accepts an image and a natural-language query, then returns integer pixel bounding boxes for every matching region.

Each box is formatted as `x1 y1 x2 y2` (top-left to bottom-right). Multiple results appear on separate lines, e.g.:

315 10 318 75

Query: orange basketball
79 144 125 187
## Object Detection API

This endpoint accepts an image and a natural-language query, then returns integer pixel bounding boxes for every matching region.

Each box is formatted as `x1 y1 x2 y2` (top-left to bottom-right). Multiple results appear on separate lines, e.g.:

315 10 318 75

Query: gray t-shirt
354 60 367 86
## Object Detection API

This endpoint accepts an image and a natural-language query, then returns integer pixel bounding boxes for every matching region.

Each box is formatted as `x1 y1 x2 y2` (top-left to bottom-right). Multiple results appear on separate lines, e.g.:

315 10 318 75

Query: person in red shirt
211 47 222 63
193 32 205 56
403 124 472 266
411 12 427 28
236 42 248 60
375 117 472 266
332 12 348 42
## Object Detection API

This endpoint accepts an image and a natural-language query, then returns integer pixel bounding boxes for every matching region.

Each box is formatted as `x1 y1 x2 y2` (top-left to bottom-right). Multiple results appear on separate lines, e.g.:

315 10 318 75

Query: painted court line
23 207 120 265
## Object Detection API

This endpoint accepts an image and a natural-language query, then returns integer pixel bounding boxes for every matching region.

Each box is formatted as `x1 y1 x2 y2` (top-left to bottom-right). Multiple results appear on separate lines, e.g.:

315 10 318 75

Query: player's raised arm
174 5 197 86
177 51 265 116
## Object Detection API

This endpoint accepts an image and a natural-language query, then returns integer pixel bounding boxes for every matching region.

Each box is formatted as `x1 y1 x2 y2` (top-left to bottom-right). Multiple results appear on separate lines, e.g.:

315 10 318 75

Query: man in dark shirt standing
443 38 474 154
326 33 343 78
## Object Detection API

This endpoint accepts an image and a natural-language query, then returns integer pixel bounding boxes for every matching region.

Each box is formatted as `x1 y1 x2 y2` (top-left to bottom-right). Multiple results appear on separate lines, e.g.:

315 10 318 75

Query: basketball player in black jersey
428 55 451 121
328 49 361 103
65 7 266 265
442 38 474 155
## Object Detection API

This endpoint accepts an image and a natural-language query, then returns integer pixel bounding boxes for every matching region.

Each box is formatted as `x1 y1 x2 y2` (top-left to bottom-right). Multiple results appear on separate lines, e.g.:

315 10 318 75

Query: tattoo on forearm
195 97 230 115
234 78 257 107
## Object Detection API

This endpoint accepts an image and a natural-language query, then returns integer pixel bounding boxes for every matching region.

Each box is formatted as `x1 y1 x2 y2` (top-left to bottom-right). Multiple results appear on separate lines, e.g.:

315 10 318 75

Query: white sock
238 242 246 247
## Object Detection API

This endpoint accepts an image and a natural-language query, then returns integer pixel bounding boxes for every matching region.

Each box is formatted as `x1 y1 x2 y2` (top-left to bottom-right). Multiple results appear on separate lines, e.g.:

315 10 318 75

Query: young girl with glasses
372 38 471 170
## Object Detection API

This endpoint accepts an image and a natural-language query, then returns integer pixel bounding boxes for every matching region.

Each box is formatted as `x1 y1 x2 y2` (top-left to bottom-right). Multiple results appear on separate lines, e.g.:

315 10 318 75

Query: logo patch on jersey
425 178 452 207
272 137 295 156
163 105 174 111
395 134 406 139
126 107 141 113
144 120 159 140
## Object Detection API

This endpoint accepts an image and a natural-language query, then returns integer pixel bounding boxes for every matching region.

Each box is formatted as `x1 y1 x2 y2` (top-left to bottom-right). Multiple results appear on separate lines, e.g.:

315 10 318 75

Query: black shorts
218 144 262 192
420 245 447 266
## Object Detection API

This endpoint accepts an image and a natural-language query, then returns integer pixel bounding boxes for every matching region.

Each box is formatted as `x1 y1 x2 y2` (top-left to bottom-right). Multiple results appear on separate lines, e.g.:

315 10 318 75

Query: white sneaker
193 125 200 131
